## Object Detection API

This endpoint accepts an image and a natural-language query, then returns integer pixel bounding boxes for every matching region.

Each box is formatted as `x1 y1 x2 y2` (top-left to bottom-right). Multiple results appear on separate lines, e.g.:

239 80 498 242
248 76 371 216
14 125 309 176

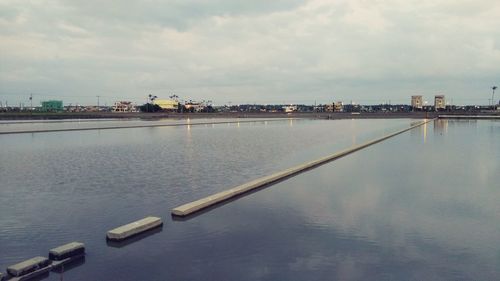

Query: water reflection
51 256 86 274
434 119 448 134
1 119 498 280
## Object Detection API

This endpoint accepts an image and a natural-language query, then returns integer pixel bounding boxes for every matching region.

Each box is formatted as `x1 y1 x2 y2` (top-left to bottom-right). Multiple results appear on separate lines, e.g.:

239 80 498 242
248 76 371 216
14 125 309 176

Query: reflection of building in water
434 95 446 110
411 121 428 143
411 95 423 110
434 119 448 134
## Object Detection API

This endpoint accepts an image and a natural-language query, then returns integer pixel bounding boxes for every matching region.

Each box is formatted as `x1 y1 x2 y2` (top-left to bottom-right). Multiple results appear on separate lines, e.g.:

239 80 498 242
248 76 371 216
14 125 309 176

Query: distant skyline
1 0 499 106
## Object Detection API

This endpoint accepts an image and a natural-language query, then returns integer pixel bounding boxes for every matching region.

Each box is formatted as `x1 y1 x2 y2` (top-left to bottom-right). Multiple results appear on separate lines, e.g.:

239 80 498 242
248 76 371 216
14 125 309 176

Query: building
434 95 446 110
334 101 343 112
154 99 178 111
283 105 297 113
113 101 136 112
41 100 63 112
184 101 205 112
411 95 423 110
324 103 335 112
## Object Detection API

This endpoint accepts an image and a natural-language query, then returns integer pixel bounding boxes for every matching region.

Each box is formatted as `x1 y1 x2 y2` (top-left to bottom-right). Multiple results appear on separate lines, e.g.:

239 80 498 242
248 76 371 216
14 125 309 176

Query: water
0 119 498 280
0 118 285 134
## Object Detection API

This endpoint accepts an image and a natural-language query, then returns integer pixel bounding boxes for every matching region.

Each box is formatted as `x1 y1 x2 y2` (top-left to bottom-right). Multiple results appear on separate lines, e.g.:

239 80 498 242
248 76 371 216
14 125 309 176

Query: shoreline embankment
0 111 498 121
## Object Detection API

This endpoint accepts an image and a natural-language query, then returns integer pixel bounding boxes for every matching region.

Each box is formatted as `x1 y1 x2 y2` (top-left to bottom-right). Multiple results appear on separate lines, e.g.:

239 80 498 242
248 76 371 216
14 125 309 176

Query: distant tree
139 103 161 112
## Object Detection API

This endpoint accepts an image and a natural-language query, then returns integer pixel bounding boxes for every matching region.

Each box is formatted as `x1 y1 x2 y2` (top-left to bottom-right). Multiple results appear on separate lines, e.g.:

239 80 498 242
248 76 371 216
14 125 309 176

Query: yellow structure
154 99 178 110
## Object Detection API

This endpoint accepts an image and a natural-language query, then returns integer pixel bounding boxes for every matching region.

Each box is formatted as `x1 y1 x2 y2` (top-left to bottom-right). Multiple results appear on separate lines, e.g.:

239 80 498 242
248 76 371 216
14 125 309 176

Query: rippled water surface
0 119 498 280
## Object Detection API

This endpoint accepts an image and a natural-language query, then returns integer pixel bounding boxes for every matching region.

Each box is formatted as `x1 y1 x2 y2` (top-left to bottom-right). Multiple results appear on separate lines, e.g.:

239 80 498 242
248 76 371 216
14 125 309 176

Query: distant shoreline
0 111 498 120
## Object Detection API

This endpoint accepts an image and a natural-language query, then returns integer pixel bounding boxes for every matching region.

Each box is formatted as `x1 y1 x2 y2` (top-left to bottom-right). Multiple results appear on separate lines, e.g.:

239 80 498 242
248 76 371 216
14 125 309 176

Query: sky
1 0 499 106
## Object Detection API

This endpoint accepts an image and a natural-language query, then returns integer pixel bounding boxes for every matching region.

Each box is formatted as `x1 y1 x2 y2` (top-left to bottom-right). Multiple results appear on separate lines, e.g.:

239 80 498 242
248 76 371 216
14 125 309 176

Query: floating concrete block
9 266 51 281
49 242 85 261
107 216 163 241
7 256 51 277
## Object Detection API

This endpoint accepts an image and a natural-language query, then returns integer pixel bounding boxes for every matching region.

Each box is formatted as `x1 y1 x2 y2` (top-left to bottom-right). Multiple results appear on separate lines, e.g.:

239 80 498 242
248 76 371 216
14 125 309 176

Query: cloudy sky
1 0 499 106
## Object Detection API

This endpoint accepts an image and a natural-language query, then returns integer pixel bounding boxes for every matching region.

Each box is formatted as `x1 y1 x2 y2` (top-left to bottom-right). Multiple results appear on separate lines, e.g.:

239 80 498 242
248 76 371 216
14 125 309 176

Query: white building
434 95 446 110
411 95 423 109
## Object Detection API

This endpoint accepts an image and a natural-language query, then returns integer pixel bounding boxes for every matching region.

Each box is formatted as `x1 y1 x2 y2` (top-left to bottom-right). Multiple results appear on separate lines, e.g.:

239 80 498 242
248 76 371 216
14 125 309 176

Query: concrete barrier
172 119 434 217
49 242 85 261
49 242 86 269
107 216 163 241
0 119 293 135
9 267 51 281
6 256 51 277
438 115 500 119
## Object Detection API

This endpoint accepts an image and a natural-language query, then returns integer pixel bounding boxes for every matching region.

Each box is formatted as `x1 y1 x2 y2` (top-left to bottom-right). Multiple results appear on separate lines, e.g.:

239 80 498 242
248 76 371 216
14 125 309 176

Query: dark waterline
0 119 498 280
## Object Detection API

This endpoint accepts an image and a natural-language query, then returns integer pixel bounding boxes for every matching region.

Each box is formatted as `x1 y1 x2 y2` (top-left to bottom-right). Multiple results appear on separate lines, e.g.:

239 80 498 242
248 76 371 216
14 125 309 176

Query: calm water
0 118 285 133
0 119 498 280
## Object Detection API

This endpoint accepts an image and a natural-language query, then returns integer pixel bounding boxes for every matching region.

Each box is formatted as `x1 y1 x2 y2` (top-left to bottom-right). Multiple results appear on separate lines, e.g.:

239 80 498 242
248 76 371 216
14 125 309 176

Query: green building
41 100 63 112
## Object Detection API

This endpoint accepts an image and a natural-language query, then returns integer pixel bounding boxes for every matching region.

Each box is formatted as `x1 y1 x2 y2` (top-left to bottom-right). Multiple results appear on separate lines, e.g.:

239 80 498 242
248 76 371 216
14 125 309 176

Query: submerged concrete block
7 256 51 277
106 216 163 241
49 242 85 261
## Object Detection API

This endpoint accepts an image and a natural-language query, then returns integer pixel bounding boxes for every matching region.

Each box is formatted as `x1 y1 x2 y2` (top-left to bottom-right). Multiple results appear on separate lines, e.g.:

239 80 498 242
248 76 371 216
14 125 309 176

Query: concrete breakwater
0 119 291 135
107 217 163 241
3 242 85 280
439 115 500 119
172 119 435 217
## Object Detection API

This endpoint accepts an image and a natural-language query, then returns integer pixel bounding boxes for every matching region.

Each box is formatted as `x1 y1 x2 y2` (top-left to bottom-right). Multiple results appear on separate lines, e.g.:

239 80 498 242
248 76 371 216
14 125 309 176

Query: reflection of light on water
289 119 293 127
237 122 240 128
351 119 357 145
265 121 268 126
423 120 427 143
187 124 191 131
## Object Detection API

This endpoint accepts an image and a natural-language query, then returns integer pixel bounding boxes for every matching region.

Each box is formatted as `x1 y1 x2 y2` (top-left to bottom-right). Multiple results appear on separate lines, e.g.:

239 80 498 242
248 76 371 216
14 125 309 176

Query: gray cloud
1 0 499 106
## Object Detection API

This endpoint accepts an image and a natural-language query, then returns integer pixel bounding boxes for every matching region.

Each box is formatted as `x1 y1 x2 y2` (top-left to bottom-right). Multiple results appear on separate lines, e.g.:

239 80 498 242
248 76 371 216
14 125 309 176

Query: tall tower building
411 95 423 110
434 95 445 110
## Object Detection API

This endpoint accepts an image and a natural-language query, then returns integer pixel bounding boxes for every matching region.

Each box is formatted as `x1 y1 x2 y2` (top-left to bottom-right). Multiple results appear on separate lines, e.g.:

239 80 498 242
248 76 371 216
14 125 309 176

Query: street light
492 86 498 107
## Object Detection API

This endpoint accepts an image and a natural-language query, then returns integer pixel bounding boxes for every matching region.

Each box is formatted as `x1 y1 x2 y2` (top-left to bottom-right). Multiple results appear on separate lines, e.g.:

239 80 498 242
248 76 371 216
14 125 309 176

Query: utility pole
29 94 33 115
97 95 100 111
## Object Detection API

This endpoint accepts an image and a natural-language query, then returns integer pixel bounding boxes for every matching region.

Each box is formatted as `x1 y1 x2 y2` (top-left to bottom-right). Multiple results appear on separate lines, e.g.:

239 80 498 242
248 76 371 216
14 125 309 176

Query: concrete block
172 119 435 217
107 216 163 241
49 242 85 261
9 266 51 281
0 272 3 280
7 256 51 277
